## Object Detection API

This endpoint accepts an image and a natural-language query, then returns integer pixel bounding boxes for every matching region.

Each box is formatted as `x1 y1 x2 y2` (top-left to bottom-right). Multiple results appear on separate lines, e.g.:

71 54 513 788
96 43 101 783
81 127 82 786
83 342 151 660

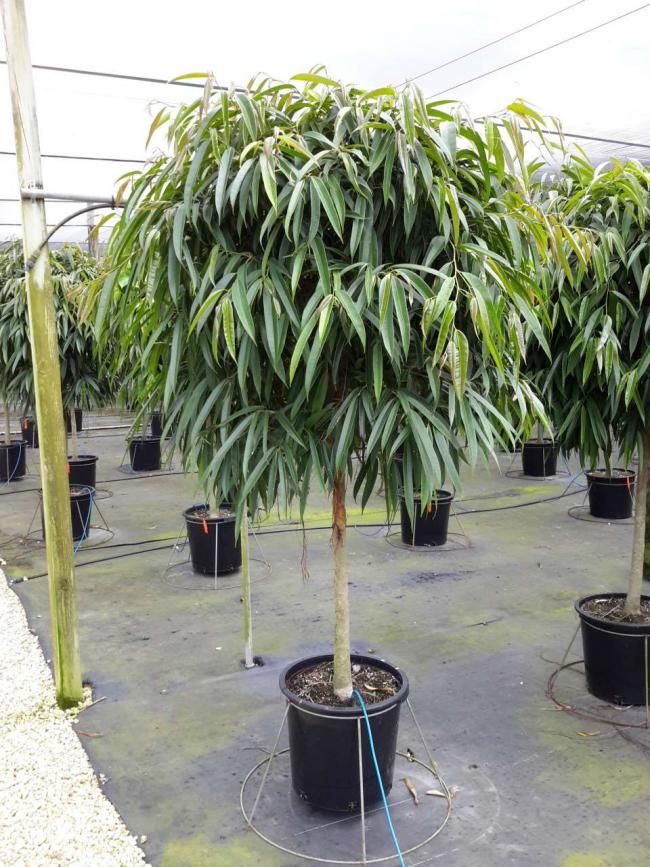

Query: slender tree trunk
536 421 543 444
624 431 649 616
142 412 149 439
604 451 613 478
240 518 254 669
69 410 78 461
332 472 352 700
4 402 11 444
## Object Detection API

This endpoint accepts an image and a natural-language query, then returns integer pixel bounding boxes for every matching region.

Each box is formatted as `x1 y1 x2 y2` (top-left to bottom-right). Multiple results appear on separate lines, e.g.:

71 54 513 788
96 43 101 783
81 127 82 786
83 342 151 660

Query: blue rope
6 440 22 483
73 486 94 553
353 689 406 867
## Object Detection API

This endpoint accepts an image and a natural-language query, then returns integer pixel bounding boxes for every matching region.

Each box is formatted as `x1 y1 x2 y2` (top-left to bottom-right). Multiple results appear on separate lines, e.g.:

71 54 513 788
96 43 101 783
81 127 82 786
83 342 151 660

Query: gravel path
0 569 147 867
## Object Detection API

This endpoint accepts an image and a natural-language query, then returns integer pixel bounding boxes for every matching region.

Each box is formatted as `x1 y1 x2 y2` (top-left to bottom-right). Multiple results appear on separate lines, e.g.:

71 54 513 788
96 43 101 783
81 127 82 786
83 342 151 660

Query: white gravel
0 569 148 867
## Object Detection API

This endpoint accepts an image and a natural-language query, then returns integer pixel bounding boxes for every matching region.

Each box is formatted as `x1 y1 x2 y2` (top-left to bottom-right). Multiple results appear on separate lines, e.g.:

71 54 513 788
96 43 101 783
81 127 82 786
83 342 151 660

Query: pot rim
585 468 635 481
183 501 236 524
523 439 558 448
279 653 409 718
67 454 98 464
0 440 26 449
128 436 161 445
398 489 454 504
575 592 650 635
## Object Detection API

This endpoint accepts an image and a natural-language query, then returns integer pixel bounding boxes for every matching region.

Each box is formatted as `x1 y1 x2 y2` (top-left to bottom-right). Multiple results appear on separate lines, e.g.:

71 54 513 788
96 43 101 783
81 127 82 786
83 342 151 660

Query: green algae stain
161 832 287 866
563 848 649 867
536 735 650 807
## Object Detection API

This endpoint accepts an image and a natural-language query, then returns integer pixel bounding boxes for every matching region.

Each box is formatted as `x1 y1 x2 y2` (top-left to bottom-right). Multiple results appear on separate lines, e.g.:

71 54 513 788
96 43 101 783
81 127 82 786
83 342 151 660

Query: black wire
403 0 588 85
0 59 245 92
8 483 587 583
429 4 650 99
0 150 145 164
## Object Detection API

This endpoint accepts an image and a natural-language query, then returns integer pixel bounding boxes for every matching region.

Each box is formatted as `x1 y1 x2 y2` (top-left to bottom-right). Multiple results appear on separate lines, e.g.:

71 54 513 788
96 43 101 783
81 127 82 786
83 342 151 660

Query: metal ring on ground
116 462 175 476
385 530 470 552
567 504 634 525
504 468 571 481
240 749 452 865
161 556 270 592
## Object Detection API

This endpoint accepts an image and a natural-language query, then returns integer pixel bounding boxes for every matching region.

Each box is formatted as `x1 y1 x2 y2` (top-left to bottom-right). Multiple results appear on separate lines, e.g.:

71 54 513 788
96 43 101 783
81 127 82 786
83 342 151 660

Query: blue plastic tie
353 689 406 867
73 486 94 554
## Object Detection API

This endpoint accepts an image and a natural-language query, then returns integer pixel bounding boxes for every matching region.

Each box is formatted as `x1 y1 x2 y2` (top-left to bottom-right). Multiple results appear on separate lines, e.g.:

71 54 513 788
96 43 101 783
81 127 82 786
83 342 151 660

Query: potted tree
0 240 28 480
0 241 104 516
96 72 564 811
542 157 650 704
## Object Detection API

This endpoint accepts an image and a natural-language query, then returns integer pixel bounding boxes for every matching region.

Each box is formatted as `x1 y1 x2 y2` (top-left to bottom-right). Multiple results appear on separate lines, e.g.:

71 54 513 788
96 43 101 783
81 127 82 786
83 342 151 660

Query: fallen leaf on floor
78 731 103 738
577 730 601 737
402 777 419 805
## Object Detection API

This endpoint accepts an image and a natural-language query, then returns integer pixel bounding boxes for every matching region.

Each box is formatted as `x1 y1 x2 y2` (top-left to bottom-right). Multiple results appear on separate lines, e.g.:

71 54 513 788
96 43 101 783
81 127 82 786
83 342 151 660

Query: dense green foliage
0 240 106 413
97 73 565 523
541 158 650 471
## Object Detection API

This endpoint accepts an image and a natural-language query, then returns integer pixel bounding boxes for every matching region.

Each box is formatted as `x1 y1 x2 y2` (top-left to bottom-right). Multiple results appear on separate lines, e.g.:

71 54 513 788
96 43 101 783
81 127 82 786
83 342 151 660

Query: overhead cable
403 0 589 86
428 4 650 97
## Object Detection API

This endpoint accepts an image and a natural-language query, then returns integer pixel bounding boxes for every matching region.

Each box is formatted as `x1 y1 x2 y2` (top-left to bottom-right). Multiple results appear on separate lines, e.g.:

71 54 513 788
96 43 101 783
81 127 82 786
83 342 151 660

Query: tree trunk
332 472 352 700
624 431 649 616
4 402 11 445
240 518 254 669
69 410 78 461
536 421 543 444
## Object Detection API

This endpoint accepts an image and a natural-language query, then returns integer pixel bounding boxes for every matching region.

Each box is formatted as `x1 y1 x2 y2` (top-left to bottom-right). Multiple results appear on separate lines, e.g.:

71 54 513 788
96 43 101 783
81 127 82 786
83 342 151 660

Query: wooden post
2 0 83 707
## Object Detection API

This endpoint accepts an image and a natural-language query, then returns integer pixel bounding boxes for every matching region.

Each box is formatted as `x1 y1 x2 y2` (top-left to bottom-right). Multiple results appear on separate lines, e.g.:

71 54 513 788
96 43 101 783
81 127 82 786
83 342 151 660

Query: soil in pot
0 440 26 481
576 593 650 705
400 491 453 546
586 469 635 520
521 439 558 477
21 416 38 448
67 454 98 489
280 654 409 812
129 436 161 472
65 409 83 434
183 504 242 575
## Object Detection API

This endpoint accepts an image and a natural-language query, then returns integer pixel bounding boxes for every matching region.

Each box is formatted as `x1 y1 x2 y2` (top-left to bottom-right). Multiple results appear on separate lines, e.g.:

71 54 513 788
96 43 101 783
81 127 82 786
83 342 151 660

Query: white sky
1 0 649 241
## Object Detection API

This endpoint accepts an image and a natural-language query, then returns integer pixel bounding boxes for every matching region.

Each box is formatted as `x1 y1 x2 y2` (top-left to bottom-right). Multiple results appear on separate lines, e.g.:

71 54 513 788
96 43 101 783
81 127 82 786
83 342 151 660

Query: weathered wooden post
2 0 83 707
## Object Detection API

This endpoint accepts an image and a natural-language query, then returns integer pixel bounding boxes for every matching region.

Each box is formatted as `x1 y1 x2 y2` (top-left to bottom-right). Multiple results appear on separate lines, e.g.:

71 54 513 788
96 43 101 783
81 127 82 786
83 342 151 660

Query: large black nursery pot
280 655 409 812
65 408 83 434
67 454 98 489
576 593 650 706
129 436 161 472
41 485 94 543
21 416 38 448
400 491 453 546
0 440 26 481
183 504 241 575
521 439 559 477
586 469 635 520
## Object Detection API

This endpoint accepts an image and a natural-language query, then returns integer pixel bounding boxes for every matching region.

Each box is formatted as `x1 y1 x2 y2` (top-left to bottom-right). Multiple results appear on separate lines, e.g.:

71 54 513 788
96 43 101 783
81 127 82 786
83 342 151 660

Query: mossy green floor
2 420 648 866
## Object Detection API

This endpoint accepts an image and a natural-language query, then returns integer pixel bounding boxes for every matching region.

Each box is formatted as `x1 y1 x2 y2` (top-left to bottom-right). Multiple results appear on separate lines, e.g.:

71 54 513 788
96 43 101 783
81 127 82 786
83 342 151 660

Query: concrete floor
2 416 649 867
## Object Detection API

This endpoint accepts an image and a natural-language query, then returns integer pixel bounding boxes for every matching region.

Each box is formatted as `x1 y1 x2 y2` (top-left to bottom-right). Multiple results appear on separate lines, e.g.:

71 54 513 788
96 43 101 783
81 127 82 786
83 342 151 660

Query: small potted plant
97 73 563 810
543 157 650 704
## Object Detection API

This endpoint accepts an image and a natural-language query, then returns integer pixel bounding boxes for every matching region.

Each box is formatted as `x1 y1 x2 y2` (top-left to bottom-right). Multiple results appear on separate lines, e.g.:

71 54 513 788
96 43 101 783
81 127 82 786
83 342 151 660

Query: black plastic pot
576 593 650 706
279 654 409 812
129 436 161 472
21 416 38 448
151 412 162 438
183 504 241 575
67 454 98 489
65 408 83 434
0 440 26 481
400 491 453 546
41 485 94 543
586 469 635 520
521 439 559 477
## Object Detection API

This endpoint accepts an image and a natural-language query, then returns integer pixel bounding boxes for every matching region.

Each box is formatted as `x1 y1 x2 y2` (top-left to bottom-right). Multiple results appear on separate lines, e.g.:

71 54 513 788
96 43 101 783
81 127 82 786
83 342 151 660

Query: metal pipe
20 188 120 206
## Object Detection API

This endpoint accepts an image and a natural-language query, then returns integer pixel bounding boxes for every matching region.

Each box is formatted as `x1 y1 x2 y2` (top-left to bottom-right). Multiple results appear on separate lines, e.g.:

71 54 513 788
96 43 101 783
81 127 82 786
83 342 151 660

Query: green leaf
214 146 234 220
222 297 236 359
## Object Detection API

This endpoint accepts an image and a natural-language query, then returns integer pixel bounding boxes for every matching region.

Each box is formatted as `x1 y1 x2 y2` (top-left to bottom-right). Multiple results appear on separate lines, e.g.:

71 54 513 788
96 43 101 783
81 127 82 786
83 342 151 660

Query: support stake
2 0 83 708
